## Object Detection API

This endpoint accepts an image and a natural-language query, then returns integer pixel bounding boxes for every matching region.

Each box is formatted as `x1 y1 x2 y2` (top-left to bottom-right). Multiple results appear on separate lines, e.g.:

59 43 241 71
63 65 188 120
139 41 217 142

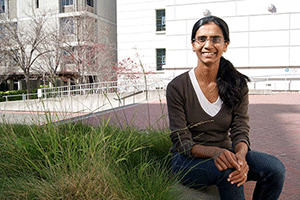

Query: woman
166 16 285 200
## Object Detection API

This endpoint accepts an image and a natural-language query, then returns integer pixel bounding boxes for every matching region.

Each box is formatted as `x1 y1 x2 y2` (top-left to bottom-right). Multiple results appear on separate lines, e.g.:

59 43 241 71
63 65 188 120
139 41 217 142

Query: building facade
0 0 117 91
117 0 300 91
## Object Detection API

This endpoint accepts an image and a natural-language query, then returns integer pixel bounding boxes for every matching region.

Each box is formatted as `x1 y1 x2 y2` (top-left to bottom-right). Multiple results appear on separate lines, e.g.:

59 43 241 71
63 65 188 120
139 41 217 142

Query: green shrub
0 89 38 102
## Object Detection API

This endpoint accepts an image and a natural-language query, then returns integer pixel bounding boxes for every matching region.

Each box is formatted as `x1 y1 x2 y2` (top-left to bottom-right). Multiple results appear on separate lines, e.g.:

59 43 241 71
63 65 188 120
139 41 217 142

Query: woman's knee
270 156 285 181
216 168 235 184
247 151 285 182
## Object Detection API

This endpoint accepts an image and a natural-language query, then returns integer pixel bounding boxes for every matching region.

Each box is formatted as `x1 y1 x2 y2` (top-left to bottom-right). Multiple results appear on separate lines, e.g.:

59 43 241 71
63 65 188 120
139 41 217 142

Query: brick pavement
249 93 300 200
83 93 300 199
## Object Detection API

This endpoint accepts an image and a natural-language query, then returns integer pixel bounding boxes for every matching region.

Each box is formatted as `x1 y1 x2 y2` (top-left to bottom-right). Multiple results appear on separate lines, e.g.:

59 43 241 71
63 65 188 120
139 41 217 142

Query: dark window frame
156 48 166 70
156 9 165 32
62 0 73 6
0 0 5 13
87 0 93 7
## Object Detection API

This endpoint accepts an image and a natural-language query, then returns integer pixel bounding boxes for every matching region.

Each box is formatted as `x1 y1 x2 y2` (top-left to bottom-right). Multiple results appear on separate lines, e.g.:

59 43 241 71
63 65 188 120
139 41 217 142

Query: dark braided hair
191 16 250 109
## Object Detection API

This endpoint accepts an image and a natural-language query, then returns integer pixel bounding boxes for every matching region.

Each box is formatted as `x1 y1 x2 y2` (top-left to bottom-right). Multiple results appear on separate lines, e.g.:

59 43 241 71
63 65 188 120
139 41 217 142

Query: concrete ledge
249 89 272 95
172 184 219 200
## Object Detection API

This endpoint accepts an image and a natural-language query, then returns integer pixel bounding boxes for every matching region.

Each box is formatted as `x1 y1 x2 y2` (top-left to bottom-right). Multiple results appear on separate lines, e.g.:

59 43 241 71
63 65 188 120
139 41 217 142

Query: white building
117 0 300 91
0 0 117 91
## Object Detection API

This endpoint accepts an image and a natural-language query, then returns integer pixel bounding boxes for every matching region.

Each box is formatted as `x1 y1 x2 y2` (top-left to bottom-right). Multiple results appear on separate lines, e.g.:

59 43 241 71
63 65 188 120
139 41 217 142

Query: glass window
87 0 93 7
60 17 74 35
0 0 5 13
36 0 39 8
156 9 165 31
62 0 73 6
156 49 165 70
0 24 5 38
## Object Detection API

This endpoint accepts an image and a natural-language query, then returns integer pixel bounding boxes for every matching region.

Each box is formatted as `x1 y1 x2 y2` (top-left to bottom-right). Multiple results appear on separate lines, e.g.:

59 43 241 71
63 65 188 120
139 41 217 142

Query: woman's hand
192 144 248 186
214 149 241 171
214 145 249 187
227 154 249 187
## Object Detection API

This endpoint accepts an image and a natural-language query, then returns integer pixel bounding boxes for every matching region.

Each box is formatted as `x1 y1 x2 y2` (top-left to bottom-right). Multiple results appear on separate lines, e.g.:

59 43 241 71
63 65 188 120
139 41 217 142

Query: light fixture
267 4 276 13
203 9 211 17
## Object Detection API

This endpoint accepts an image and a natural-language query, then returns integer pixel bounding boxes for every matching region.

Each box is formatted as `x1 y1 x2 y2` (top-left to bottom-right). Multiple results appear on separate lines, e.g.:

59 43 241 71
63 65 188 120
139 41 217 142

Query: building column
6 79 14 90
18 80 22 90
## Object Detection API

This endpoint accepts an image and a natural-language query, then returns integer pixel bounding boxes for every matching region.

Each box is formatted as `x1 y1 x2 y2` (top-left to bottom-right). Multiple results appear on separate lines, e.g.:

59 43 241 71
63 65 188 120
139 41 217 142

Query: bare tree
35 24 63 87
0 8 53 94
58 13 95 84
59 12 117 84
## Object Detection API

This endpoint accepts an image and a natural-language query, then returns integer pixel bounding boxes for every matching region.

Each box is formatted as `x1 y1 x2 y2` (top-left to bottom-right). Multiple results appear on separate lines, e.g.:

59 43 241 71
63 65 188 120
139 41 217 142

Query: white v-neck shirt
189 68 223 117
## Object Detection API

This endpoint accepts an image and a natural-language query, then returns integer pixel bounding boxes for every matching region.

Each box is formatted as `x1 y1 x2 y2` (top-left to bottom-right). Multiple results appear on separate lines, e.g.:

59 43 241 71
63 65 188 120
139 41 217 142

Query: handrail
1 77 174 102
2 93 38 102
113 90 144 101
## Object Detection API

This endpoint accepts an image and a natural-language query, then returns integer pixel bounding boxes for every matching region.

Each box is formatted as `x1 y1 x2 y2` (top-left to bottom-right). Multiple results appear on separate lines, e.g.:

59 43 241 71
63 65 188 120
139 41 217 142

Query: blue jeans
172 151 285 200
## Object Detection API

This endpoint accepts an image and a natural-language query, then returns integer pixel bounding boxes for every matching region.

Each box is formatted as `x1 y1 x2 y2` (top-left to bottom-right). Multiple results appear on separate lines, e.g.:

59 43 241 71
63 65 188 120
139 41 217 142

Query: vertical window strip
156 49 166 70
156 9 165 31
62 0 73 6
0 0 5 13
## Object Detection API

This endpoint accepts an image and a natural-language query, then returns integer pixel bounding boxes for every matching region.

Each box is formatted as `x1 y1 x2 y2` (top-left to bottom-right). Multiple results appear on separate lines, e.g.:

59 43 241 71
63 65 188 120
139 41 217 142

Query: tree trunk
25 74 31 99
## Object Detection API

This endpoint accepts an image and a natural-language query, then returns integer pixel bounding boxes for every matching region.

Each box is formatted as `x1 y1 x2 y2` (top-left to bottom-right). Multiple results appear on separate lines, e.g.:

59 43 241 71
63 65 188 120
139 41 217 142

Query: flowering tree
35 25 64 87
114 53 154 96
115 56 152 83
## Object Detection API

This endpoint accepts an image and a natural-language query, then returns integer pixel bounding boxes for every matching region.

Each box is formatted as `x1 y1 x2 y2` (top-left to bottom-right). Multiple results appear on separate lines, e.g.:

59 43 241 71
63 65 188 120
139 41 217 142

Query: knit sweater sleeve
166 76 197 157
229 86 251 150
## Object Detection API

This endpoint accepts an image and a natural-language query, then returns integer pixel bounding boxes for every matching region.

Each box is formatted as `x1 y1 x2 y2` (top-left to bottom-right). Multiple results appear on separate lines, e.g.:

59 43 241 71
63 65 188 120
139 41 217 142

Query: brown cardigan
166 71 250 157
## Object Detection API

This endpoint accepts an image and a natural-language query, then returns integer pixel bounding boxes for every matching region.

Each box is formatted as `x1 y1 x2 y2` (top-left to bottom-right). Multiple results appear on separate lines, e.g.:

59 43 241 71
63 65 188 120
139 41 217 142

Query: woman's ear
191 41 196 52
223 41 230 53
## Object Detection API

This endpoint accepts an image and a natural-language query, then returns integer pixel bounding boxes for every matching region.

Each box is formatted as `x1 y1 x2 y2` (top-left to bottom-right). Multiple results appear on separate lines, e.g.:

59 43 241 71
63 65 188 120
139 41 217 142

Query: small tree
59 13 96 84
59 12 117 84
85 39 117 82
0 8 53 94
115 53 154 96
116 54 153 83
35 24 63 87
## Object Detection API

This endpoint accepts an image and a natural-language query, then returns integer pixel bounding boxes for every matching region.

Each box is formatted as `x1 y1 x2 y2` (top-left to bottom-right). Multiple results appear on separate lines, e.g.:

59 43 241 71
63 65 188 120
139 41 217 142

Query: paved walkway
82 93 300 200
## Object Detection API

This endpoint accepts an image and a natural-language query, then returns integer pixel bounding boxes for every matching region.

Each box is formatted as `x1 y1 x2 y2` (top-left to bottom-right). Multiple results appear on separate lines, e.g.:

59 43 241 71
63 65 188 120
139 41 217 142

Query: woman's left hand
227 154 249 187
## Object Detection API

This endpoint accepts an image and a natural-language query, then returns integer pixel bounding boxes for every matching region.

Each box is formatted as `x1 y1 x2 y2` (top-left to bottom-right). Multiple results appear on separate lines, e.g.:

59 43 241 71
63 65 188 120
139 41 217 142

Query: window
156 9 165 31
60 17 74 35
36 0 39 8
0 23 5 38
0 0 5 13
87 0 93 7
62 0 73 6
156 49 165 70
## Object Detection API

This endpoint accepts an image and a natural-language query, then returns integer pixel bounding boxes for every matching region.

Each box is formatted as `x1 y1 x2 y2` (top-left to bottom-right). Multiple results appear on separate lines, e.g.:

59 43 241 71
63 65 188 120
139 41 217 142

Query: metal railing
1 78 172 103
249 74 300 92
37 78 172 100
1 73 299 103
2 93 38 102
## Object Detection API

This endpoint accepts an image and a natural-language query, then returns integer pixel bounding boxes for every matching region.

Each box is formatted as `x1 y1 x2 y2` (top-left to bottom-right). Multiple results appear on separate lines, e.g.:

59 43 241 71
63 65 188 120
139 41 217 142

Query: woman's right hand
214 149 241 171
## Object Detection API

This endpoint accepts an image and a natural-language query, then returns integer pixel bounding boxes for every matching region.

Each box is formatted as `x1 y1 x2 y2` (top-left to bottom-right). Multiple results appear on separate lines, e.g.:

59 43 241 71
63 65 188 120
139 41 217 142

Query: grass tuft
0 121 174 200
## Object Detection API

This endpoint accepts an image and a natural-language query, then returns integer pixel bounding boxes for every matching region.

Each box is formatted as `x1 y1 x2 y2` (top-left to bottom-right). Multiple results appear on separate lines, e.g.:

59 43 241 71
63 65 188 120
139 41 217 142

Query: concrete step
249 89 272 95
172 184 219 200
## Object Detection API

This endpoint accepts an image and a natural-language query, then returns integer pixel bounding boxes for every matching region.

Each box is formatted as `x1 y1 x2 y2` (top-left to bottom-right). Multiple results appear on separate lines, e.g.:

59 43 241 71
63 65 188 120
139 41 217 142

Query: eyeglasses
193 36 224 45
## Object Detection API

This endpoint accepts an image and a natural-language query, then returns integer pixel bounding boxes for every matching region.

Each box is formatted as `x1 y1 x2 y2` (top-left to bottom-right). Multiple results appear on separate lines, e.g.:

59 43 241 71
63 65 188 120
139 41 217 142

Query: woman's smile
202 52 216 56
